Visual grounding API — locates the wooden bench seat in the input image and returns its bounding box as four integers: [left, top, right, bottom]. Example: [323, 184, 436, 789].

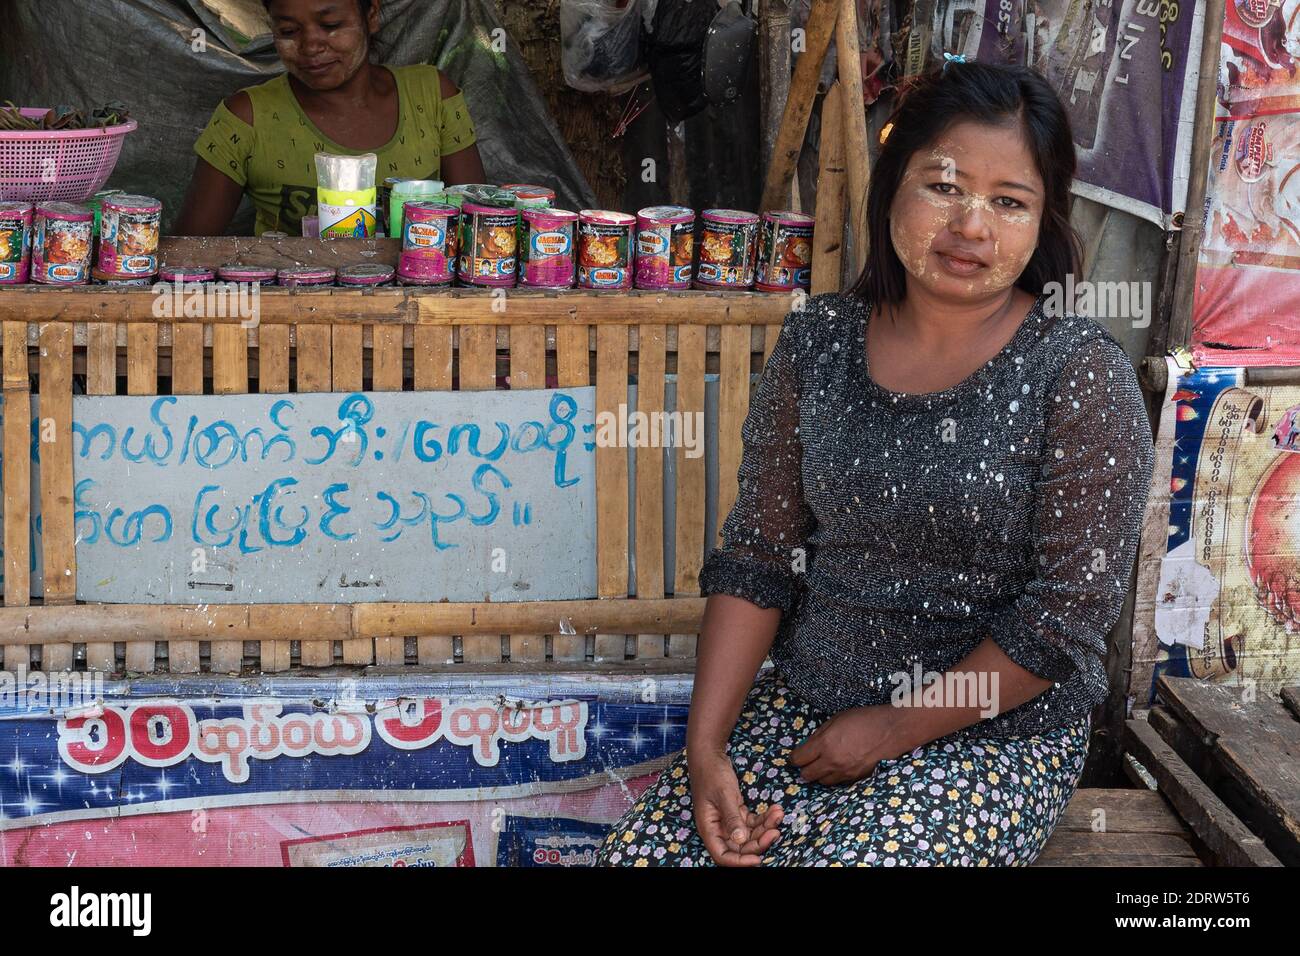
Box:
[1032, 788, 1203, 866]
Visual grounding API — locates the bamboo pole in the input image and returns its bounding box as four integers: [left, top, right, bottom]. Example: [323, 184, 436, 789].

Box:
[760, 0, 840, 213]
[813, 82, 848, 294]
[0, 598, 706, 645]
[1163, 0, 1227, 352]
[836, 0, 870, 276]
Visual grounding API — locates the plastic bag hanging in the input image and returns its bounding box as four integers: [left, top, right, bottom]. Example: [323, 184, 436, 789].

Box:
[560, 0, 650, 94]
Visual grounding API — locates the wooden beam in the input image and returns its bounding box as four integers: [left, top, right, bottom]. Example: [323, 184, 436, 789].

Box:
[1164, 0, 1228, 351]
[760, 0, 840, 213]
[836, 0, 870, 277]
[1125, 717, 1281, 866]
[0, 598, 706, 644]
[812, 81, 847, 294]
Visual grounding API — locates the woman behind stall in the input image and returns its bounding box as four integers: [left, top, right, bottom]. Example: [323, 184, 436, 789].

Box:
[597, 60, 1155, 867]
[173, 0, 486, 236]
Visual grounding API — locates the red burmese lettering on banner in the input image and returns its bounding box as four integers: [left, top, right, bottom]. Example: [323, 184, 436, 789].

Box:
[58, 707, 129, 773]
[375, 698, 443, 749]
[128, 704, 195, 765]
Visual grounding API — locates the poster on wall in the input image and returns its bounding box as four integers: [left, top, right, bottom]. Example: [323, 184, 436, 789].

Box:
[932, 0, 1203, 228]
[1192, 1, 1300, 363]
[0, 672, 689, 866]
[1131, 359, 1300, 707]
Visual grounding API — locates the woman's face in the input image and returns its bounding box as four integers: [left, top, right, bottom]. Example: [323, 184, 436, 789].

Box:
[888, 119, 1045, 301]
[268, 0, 378, 91]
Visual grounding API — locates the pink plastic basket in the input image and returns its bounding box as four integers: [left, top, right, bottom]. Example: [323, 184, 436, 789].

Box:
[0, 108, 137, 204]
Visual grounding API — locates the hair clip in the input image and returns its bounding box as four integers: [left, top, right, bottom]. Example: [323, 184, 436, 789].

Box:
[942, 51, 967, 71]
[879, 121, 894, 145]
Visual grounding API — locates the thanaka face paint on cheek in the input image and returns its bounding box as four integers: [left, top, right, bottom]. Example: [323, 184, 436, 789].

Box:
[889, 161, 1040, 296]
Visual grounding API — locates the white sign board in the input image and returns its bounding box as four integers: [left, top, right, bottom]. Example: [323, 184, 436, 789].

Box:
[70, 389, 597, 603]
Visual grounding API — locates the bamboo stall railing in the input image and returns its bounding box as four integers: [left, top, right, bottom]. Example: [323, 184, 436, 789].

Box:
[0, 237, 793, 675]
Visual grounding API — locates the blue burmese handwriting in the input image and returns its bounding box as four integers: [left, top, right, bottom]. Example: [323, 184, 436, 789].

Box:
[68, 393, 595, 551]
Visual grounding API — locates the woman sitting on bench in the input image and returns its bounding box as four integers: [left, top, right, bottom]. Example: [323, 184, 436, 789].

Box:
[598, 60, 1155, 867]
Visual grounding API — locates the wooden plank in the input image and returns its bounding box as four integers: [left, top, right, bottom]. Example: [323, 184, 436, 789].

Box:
[553, 323, 591, 662]
[1125, 717, 1281, 866]
[1157, 675, 1300, 865]
[295, 322, 332, 667]
[255, 322, 292, 673]
[330, 323, 371, 665]
[171, 324, 205, 396]
[670, 324, 706, 660]
[635, 324, 666, 659]
[1, 285, 792, 327]
[158, 235, 402, 270]
[0, 597, 703, 643]
[715, 323, 750, 550]
[412, 324, 455, 667]
[812, 81, 847, 296]
[1282, 685, 1300, 723]
[165, 320, 205, 674]
[84, 323, 117, 672]
[2, 322, 31, 671]
[594, 323, 629, 663]
[458, 322, 503, 664]
[760, 0, 840, 213]
[209, 324, 248, 674]
[38, 322, 75, 671]
[372, 323, 405, 667]
[1032, 830, 1202, 866]
[124, 322, 158, 673]
[505, 322, 549, 664]
[836, 0, 870, 278]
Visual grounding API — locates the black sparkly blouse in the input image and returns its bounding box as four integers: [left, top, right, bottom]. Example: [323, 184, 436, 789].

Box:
[698, 291, 1155, 739]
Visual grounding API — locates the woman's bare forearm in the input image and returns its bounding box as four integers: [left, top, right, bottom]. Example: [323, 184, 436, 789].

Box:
[686, 594, 782, 757]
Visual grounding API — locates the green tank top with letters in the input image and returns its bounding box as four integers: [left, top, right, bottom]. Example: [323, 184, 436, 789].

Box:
[193, 64, 477, 237]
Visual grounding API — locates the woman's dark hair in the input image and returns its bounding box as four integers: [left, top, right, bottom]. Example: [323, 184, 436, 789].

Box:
[849, 60, 1083, 306]
[263, 0, 375, 18]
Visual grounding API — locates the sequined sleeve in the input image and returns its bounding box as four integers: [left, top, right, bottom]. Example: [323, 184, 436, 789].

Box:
[698, 310, 816, 613]
[986, 335, 1155, 682]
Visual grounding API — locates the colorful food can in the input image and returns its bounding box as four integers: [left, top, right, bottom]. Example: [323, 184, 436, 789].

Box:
[217, 264, 278, 285]
[98, 194, 162, 278]
[755, 211, 815, 292]
[635, 205, 694, 290]
[519, 207, 578, 288]
[695, 209, 759, 288]
[458, 201, 519, 286]
[31, 202, 93, 285]
[398, 201, 459, 284]
[338, 264, 396, 287]
[91, 266, 153, 287]
[577, 209, 635, 290]
[0, 201, 34, 284]
[158, 264, 216, 283]
[278, 265, 337, 288]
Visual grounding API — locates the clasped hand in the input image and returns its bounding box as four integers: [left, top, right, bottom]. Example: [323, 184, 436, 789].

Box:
[691, 704, 910, 866]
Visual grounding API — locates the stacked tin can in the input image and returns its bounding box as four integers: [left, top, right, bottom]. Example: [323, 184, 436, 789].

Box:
[695, 209, 760, 289]
[577, 210, 635, 290]
[0, 202, 34, 284]
[97, 194, 163, 281]
[635, 206, 694, 290]
[398, 201, 459, 286]
[31, 202, 94, 285]
[457, 186, 520, 287]
[755, 211, 815, 292]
